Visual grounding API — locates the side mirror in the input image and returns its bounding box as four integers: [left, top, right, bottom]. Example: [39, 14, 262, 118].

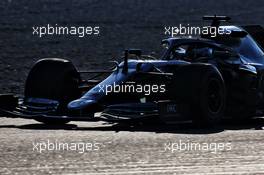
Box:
[127, 49, 142, 57]
[213, 50, 238, 59]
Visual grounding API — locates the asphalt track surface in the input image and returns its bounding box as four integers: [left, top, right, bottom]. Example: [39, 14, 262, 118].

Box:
[0, 118, 264, 174]
[1, 0, 264, 174]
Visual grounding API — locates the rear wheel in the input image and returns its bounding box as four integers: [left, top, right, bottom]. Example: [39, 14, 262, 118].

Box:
[25, 58, 81, 125]
[192, 71, 225, 126]
[174, 64, 226, 126]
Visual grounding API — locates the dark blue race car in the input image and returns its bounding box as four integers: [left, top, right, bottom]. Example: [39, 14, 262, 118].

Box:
[1, 16, 264, 126]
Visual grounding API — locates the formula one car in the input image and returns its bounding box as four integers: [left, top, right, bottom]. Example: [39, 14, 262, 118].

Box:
[1, 15, 264, 126]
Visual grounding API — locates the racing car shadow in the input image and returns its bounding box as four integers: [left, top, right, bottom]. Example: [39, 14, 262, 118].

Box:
[76, 118, 264, 134]
[3, 117, 264, 134]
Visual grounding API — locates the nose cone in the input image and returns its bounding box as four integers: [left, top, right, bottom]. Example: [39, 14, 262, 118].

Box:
[68, 99, 96, 110]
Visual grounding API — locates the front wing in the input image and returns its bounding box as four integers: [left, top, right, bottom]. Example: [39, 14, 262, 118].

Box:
[0, 94, 187, 123]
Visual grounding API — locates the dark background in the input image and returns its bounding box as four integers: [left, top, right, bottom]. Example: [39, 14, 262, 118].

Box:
[0, 0, 263, 94]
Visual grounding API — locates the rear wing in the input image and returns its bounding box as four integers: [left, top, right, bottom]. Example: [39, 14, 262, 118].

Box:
[242, 25, 264, 51]
[203, 15, 231, 27]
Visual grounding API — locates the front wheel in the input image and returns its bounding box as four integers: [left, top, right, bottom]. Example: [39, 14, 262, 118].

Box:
[25, 58, 81, 125]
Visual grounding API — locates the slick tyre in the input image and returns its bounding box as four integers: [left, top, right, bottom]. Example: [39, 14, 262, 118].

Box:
[192, 69, 225, 126]
[176, 64, 226, 127]
[25, 58, 81, 125]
